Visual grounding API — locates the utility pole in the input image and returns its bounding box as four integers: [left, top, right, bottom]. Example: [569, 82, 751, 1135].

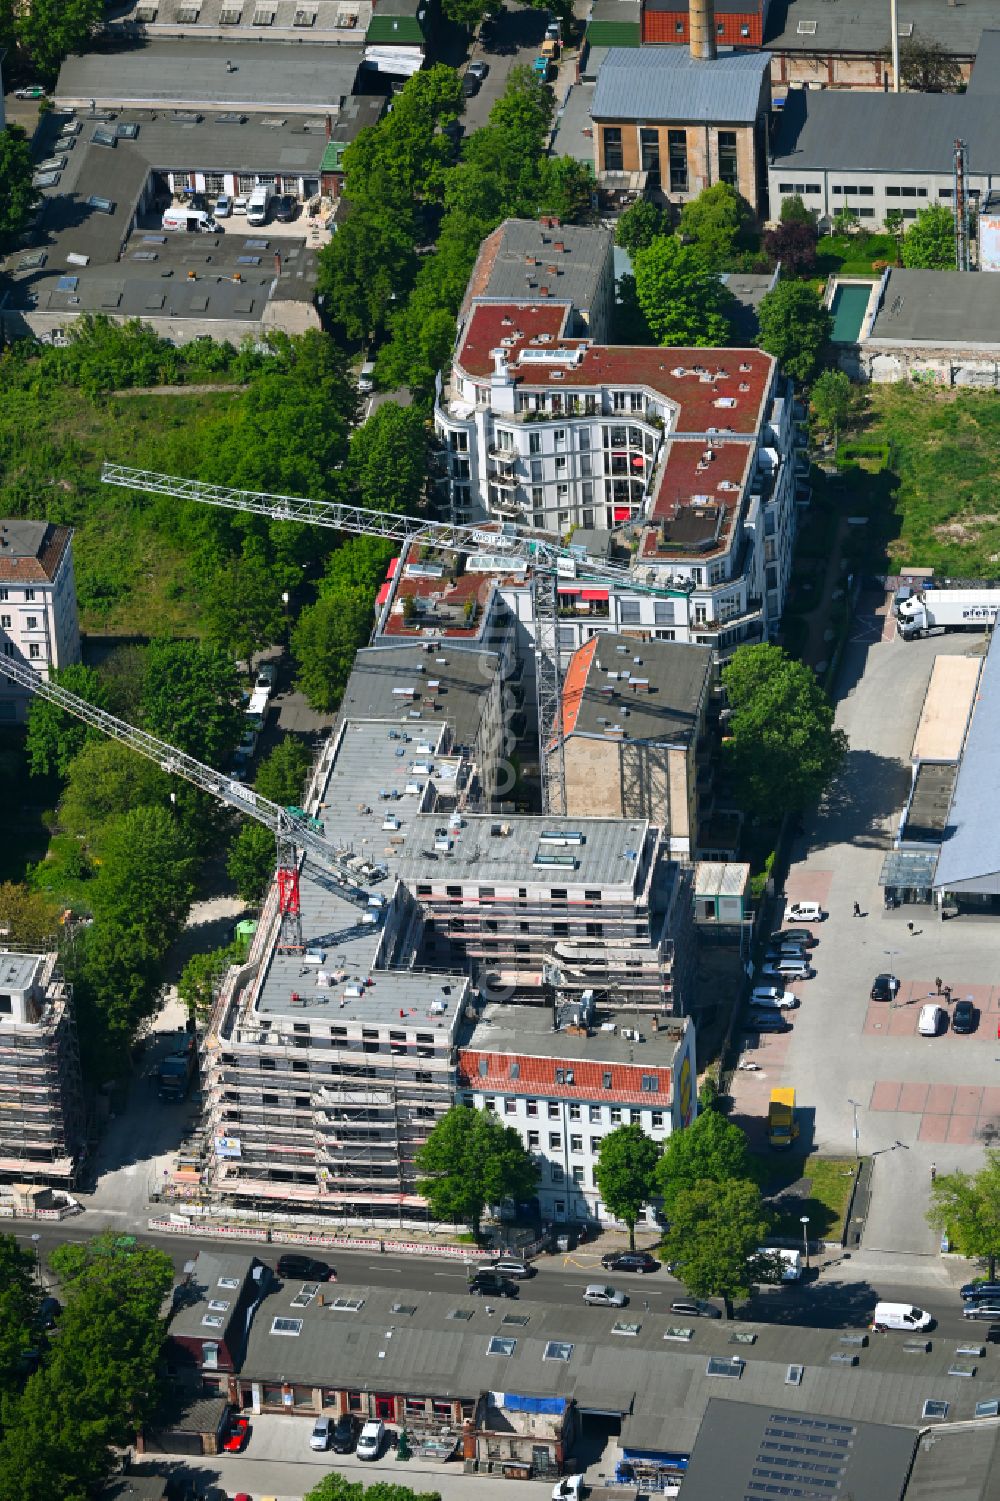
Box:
[954, 138, 970, 272]
[889, 0, 900, 92]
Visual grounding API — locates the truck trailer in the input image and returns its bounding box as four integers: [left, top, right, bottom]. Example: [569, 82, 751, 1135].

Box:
[768, 1087, 798, 1149]
[157, 1037, 197, 1102]
[896, 589, 1000, 640]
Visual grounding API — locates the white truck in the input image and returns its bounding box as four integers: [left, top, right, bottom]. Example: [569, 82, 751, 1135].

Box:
[896, 588, 1000, 640]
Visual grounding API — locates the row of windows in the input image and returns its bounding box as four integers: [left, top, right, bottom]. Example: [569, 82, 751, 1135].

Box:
[604, 127, 738, 192]
[473, 1096, 665, 1127]
[1, 642, 42, 659]
[0, 588, 38, 602]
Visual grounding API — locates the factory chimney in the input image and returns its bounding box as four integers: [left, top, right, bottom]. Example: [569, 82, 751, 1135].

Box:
[689, 0, 717, 61]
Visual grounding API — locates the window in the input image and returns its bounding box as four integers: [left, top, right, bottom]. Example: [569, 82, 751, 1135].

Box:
[641, 1075, 659, 1093]
[271, 1317, 303, 1336]
[668, 129, 688, 194]
[652, 1111, 664, 1129]
[603, 127, 623, 173]
[24, 590, 34, 602]
[25, 616, 37, 631]
[0, 590, 6, 602]
[484, 1097, 496, 1113]
[619, 599, 641, 625]
[548, 1099, 560, 1118]
[529, 432, 541, 455]
[602, 1073, 612, 1090]
[570, 1134, 583, 1153]
[544, 1341, 574, 1362]
[718, 130, 738, 189]
[526, 1099, 538, 1117]
[569, 1103, 581, 1121]
[610, 1107, 622, 1125]
[0, 616, 9, 629]
[639, 127, 659, 176]
[551, 1163, 564, 1182]
[590, 1136, 601, 1154]
[572, 1166, 585, 1185]
[589, 1105, 602, 1123]
[653, 600, 675, 626]
[527, 1130, 540, 1149]
[504, 1098, 517, 1116]
[548, 1132, 562, 1150]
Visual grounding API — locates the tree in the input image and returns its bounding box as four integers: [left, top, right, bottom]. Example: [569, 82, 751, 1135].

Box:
[0, 883, 60, 950]
[832, 207, 860, 237]
[927, 1152, 1000, 1279]
[809, 368, 852, 444]
[633, 237, 734, 347]
[292, 587, 375, 713]
[615, 199, 672, 257]
[721, 643, 848, 817]
[25, 664, 110, 779]
[593, 1124, 661, 1250]
[416, 1104, 538, 1238]
[59, 739, 172, 838]
[303, 1474, 441, 1501]
[662, 1178, 771, 1314]
[255, 737, 313, 807]
[140, 639, 243, 765]
[177, 944, 238, 1022]
[537, 156, 595, 225]
[202, 544, 294, 678]
[756, 280, 832, 384]
[316, 206, 419, 344]
[779, 194, 815, 227]
[678, 183, 751, 269]
[762, 221, 818, 276]
[343, 65, 463, 210]
[13, 0, 103, 82]
[655, 1109, 751, 1220]
[891, 31, 962, 93]
[0, 125, 37, 248]
[90, 807, 198, 954]
[227, 822, 276, 903]
[348, 403, 428, 516]
[0, 1235, 40, 1397]
[901, 203, 956, 270]
[70, 919, 162, 1080]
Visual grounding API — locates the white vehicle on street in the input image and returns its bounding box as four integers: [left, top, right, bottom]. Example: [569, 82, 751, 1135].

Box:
[918, 1003, 947, 1036]
[750, 986, 798, 1010]
[784, 901, 824, 923]
[356, 1419, 384, 1460]
[583, 1283, 627, 1307]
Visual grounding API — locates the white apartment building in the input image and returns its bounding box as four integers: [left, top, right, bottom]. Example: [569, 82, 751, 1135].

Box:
[459, 1000, 696, 1225]
[0, 521, 81, 723]
[0, 951, 86, 1186]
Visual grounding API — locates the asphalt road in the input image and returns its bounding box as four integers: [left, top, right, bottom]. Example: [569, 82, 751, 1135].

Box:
[13, 1223, 975, 1339]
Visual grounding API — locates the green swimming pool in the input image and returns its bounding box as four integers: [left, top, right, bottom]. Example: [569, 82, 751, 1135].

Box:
[830, 281, 874, 344]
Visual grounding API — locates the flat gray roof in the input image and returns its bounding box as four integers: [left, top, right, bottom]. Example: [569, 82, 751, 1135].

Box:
[0, 954, 44, 991]
[765, 0, 996, 57]
[869, 269, 1000, 350]
[471, 218, 612, 309]
[592, 46, 770, 125]
[463, 1001, 688, 1066]
[398, 813, 652, 893]
[563, 635, 711, 746]
[771, 87, 1000, 175]
[55, 39, 363, 112]
[342, 645, 501, 750]
[904, 762, 957, 845]
[550, 86, 598, 166]
[680, 1397, 917, 1501]
[169, 1249, 258, 1341]
[935, 635, 1000, 894]
[904, 1422, 1000, 1501]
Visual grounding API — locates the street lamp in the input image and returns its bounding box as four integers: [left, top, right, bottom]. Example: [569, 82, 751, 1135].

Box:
[884, 948, 900, 1008]
[800, 1215, 810, 1270]
[30, 1233, 41, 1290]
[847, 1097, 861, 1161]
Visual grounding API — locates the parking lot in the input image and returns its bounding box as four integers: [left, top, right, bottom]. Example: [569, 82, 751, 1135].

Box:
[461, 7, 563, 132]
[730, 588, 1000, 1256]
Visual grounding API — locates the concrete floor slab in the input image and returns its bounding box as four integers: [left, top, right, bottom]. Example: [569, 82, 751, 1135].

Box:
[925, 1083, 956, 1115]
[897, 1081, 930, 1112]
[917, 1114, 951, 1143]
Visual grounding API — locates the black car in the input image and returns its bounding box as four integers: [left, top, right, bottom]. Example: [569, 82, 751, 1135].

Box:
[871, 973, 900, 1002]
[468, 1271, 518, 1298]
[747, 1012, 792, 1034]
[461, 72, 481, 96]
[276, 1253, 335, 1282]
[272, 194, 298, 222]
[600, 1250, 659, 1274]
[952, 999, 978, 1034]
[769, 928, 818, 949]
[961, 1279, 1000, 1301]
[331, 1414, 358, 1454]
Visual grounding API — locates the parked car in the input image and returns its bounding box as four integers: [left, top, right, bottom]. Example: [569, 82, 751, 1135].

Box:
[489, 1257, 534, 1279]
[871, 973, 900, 1002]
[14, 85, 47, 99]
[918, 1003, 947, 1036]
[769, 928, 818, 948]
[332, 1413, 358, 1453]
[356, 1418, 385, 1460]
[601, 1250, 659, 1273]
[952, 999, 978, 1034]
[468, 1271, 518, 1298]
[273, 194, 298, 222]
[462, 72, 481, 95]
[963, 1301, 1000, 1321]
[670, 1298, 721, 1319]
[223, 1416, 250, 1453]
[277, 1253, 334, 1282]
[750, 986, 798, 1010]
[467, 59, 489, 79]
[310, 1416, 332, 1451]
[784, 901, 824, 923]
[583, 1283, 627, 1307]
[746, 1012, 792, 1034]
[256, 662, 277, 689]
[34, 1296, 62, 1330]
[961, 1280, 1000, 1301]
[552, 1479, 583, 1501]
[214, 194, 232, 218]
[232, 194, 248, 213]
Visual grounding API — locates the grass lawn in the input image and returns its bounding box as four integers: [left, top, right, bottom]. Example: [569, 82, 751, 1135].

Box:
[816, 233, 897, 277]
[865, 384, 1000, 575]
[752, 1153, 858, 1242]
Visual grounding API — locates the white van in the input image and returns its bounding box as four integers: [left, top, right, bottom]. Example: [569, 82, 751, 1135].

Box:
[871, 1301, 933, 1332]
[246, 185, 274, 226]
[162, 207, 219, 234]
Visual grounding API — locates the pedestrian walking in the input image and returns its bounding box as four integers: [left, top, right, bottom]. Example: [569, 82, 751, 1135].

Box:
[853, 901, 862, 917]
[907, 920, 915, 934]
[935, 975, 943, 995]
[930, 1162, 937, 1183]
[944, 985, 952, 1004]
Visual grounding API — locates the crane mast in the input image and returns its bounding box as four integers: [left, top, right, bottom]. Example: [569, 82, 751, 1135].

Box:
[0, 654, 377, 951]
[101, 465, 679, 816]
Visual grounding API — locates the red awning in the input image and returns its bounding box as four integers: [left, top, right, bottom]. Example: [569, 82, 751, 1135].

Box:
[631, 455, 645, 469]
[613, 506, 633, 522]
[557, 586, 582, 595]
[375, 583, 391, 607]
[386, 556, 399, 578]
[581, 589, 608, 601]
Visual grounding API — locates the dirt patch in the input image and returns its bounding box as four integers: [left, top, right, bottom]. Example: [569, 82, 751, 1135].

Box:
[932, 514, 998, 545]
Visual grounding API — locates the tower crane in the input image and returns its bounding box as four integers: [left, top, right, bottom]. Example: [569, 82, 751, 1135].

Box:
[101, 463, 679, 816]
[0, 653, 380, 952]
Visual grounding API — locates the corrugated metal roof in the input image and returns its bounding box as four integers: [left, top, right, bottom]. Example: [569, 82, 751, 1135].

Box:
[592, 46, 770, 124]
[771, 86, 1000, 175]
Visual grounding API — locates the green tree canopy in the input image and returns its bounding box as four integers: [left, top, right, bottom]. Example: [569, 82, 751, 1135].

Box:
[593, 1124, 661, 1249]
[177, 944, 238, 1022]
[677, 182, 752, 268]
[25, 664, 110, 779]
[615, 198, 672, 257]
[891, 31, 962, 92]
[227, 822, 276, 903]
[71, 919, 161, 1079]
[633, 237, 734, 347]
[721, 643, 848, 817]
[762, 221, 818, 276]
[901, 203, 956, 269]
[303, 1473, 442, 1501]
[0, 1234, 40, 1398]
[0, 124, 37, 248]
[537, 156, 595, 225]
[927, 1151, 1000, 1279]
[662, 1178, 771, 1311]
[0, 883, 60, 950]
[779, 193, 815, 227]
[292, 586, 375, 713]
[348, 403, 428, 515]
[11, 0, 103, 81]
[343, 65, 463, 209]
[140, 639, 242, 764]
[59, 739, 172, 839]
[317, 206, 419, 345]
[416, 1104, 538, 1238]
[655, 1109, 751, 1220]
[809, 368, 852, 441]
[202, 544, 294, 678]
[90, 806, 198, 952]
[756, 280, 832, 384]
[254, 736, 312, 806]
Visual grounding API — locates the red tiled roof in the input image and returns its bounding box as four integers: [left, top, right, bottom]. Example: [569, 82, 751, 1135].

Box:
[558, 636, 598, 740]
[460, 225, 505, 314]
[458, 1048, 673, 1106]
[0, 523, 71, 583]
[455, 302, 774, 437]
[639, 438, 755, 560]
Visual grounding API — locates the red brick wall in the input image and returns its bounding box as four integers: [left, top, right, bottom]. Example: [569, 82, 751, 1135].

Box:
[642, 11, 763, 46]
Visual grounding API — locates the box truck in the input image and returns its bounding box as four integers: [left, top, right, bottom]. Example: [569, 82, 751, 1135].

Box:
[768, 1087, 798, 1149]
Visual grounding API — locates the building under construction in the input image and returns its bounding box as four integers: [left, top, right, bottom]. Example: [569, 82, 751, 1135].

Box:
[0, 952, 85, 1187]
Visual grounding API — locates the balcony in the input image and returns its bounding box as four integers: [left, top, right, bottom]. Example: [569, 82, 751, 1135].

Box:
[486, 468, 518, 490]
